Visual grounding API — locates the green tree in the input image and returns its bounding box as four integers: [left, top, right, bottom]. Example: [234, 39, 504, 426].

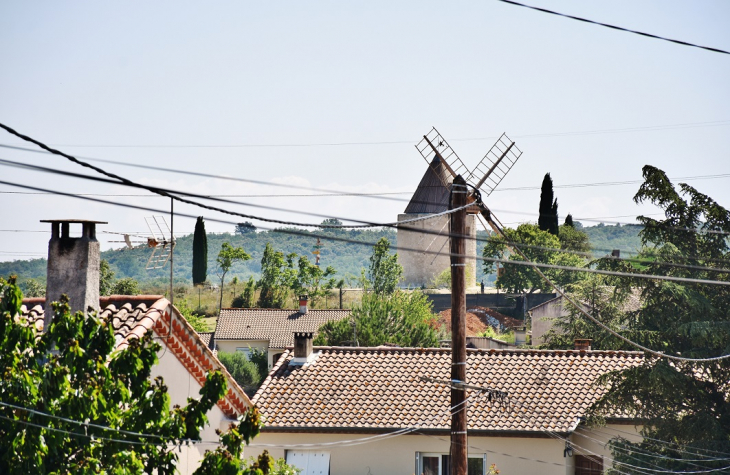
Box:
[572, 166, 730, 472]
[235, 221, 257, 235]
[538, 173, 559, 235]
[257, 243, 295, 309]
[0, 276, 263, 474]
[483, 224, 586, 293]
[216, 242, 251, 311]
[314, 290, 439, 347]
[289, 256, 337, 308]
[192, 216, 208, 286]
[111, 277, 141, 295]
[368, 237, 403, 295]
[19, 278, 44, 298]
[217, 351, 262, 397]
[232, 277, 257, 308]
[99, 259, 115, 296]
[319, 218, 343, 228]
[558, 222, 591, 253]
[564, 213, 574, 227]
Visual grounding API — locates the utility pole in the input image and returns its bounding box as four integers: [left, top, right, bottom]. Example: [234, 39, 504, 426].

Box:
[450, 175, 468, 475]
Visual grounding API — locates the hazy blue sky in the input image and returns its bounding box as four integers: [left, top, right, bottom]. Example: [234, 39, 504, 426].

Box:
[1, 0, 728, 260]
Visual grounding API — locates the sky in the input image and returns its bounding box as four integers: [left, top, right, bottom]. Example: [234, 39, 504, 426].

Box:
[0, 0, 728, 261]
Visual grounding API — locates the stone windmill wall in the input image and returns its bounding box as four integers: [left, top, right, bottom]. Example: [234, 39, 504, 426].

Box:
[396, 158, 476, 288]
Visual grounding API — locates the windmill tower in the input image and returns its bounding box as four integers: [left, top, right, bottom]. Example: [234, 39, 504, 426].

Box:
[397, 128, 522, 288]
[397, 129, 477, 288]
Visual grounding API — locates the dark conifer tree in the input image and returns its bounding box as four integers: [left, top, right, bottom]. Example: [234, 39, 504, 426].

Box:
[538, 173, 559, 235]
[564, 214, 574, 227]
[192, 216, 208, 286]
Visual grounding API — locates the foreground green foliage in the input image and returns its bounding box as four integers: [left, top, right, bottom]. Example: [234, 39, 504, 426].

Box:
[315, 290, 439, 347]
[0, 277, 265, 474]
[547, 166, 730, 473]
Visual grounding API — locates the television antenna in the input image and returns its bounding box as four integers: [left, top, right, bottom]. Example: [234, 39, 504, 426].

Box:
[145, 215, 175, 270]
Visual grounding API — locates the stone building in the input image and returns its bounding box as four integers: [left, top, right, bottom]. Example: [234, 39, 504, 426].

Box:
[397, 157, 477, 288]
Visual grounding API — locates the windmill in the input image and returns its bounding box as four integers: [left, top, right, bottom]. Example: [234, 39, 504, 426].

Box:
[397, 127, 522, 287]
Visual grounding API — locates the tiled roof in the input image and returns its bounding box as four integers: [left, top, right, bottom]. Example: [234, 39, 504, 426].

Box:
[253, 347, 642, 434]
[214, 308, 351, 348]
[20, 296, 252, 418]
[198, 332, 214, 348]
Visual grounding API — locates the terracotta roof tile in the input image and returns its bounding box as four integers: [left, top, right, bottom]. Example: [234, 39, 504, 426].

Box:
[215, 308, 351, 348]
[20, 297, 252, 418]
[253, 347, 642, 434]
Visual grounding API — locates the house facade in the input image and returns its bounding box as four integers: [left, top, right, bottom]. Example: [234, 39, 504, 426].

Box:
[249, 337, 643, 475]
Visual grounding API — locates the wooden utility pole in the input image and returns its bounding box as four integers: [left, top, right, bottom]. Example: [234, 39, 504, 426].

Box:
[450, 175, 468, 475]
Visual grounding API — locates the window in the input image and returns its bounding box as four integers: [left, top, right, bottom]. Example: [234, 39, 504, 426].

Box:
[286, 450, 330, 475]
[575, 455, 603, 475]
[416, 453, 486, 475]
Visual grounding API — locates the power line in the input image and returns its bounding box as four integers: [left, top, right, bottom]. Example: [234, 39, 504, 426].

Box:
[5, 155, 730, 274]
[3, 143, 730, 199]
[3, 154, 730, 247]
[496, 0, 730, 55]
[3, 178, 730, 293]
[4, 154, 730, 275]
[1, 120, 728, 148]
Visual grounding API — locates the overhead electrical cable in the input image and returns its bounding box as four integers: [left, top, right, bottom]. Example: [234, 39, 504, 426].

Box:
[4, 177, 730, 296]
[479, 202, 730, 362]
[0, 120, 728, 149]
[495, 0, 730, 55]
[5, 157, 730, 274]
[3, 142, 730, 199]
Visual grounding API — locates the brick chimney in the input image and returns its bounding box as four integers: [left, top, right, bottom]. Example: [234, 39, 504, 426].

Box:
[575, 338, 593, 351]
[298, 294, 309, 314]
[42, 220, 106, 328]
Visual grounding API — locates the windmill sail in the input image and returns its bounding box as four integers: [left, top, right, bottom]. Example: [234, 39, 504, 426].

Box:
[415, 128, 471, 188]
[467, 133, 522, 197]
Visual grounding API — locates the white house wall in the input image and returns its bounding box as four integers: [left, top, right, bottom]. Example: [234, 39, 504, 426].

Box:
[152, 340, 233, 475]
[246, 432, 570, 475]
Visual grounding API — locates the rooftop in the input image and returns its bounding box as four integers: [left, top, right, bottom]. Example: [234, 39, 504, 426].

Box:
[253, 346, 642, 434]
[214, 307, 351, 348]
[20, 296, 251, 418]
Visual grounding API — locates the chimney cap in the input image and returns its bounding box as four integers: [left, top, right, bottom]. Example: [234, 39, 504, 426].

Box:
[294, 332, 314, 339]
[41, 219, 108, 224]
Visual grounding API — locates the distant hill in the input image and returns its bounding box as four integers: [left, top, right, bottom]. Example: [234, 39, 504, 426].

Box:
[1, 228, 398, 287]
[581, 223, 644, 257]
[0, 223, 646, 287]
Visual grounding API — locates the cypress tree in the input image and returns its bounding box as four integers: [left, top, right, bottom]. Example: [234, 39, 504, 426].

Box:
[564, 214, 574, 227]
[192, 216, 208, 286]
[538, 173, 559, 235]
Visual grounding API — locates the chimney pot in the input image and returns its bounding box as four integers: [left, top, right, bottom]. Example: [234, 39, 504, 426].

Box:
[575, 338, 592, 351]
[294, 332, 313, 359]
[298, 295, 309, 314]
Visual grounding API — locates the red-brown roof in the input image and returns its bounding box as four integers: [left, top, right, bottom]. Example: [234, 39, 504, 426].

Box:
[20, 297, 251, 419]
[214, 308, 351, 348]
[253, 347, 642, 434]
